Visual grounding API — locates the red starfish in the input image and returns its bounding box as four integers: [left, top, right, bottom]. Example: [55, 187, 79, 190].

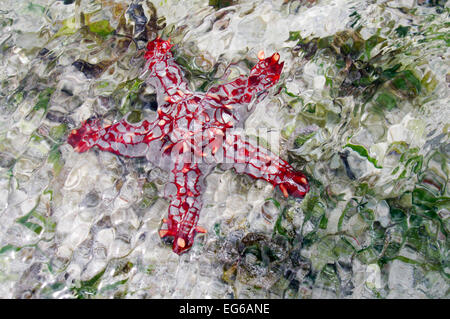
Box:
[68, 38, 309, 255]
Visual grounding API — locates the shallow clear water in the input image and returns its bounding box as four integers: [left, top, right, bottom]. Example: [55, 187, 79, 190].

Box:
[0, 0, 448, 299]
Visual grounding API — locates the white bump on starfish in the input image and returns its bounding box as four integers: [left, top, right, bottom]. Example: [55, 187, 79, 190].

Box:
[195, 226, 207, 234]
[182, 141, 189, 153]
[279, 184, 289, 198]
[206, 93, 220, 100]
[272, 53, 280, 62]
[159, 229, 169, 237]
[258, 50, 265, 60]
[177, 237, 186, 248]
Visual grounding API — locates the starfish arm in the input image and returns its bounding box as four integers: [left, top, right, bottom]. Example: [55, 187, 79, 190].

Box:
[144, 38, 192, 104]
[203, 53, 284, 110]
[222, 134, 309, 198]
[159, 161, 205, 254]
[67, 116, 157, 158]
